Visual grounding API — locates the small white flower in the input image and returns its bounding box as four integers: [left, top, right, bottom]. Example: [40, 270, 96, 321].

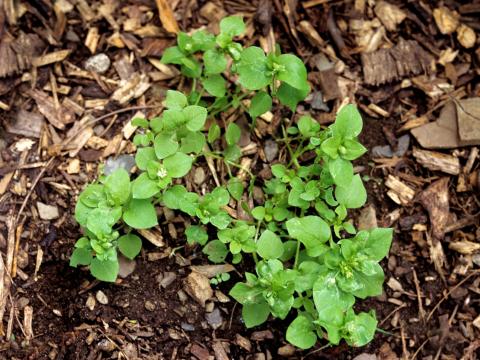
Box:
[157, 167, 168, 178]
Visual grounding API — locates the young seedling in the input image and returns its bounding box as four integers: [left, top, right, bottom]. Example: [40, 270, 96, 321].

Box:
[71, 15, 392, 350]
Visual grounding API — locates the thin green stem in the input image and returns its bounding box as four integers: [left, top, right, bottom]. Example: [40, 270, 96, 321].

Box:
[293, 210, 305, 270]
[282, 125, 300, 169]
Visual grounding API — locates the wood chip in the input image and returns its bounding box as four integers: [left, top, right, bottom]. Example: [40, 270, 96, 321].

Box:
[85, 27, 100, 54]
[32, 49, 71, 67]
[23, 306, 33, 342]
[138, 228, 164, 247]
[111, 73, 150, 104]
[28, 89, 74, 129]
[413, 148, 460, 175]
[385, 175, 415, 205]
[374, 1, 406, 32]
[155, 0, 179, 34]
[433, 6, 460, 34]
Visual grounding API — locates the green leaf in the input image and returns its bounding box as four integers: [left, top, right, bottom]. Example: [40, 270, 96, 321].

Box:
[208, 123, 221, 143]
[321, 136, 341, 159]
[180, 131, 206, 154]
[286, 315, 317, 349]
[328, 157, 353, 187]
[364, 228, 393, 261]
[154, 133, 178, 159]
[104, 168, 131, 205]
[161, 46, 185, 65]
[118, 234, 142, 260]
[335, 175, 366, 209]
[135, 147, 156, 170]
[313, 272, 355, 326]
[165, 90, 188, 109]
[277, 82, 310, 111]
[132, 173, 159, 199]
[298, 116, 320, 137]
[334, 104, 363, 139]
[220, 16, 245, 37]
[86, 207, 118, 238]
[162, 185, 187, 209]
[210, 211, 231, 229]
[249, 91, 272, 119]
[251, 206, 265, 220]
[224, 144, 241, 162]
[90, 258, 119, 282]
[180, 57, 202, 78]
[203, 240, 228, 263]
[230, 282, 263, 304]
[204, 49, 227, 75]
[184, 105, 207, 131]
[296, 261, 323, 292]
[342, 139, 367, 160]
[227, 178, 244, 201]
[202, 74, 226, 97]
[131, 117, 149, 128]
[185, 225, 209, 245]
[276, 54, 308, 91]
[286, 216, 331, 257]
[225, 123, 241, 145]
[351, 263, 385, 299]
[123, 199, 158, 229]
[243, 301, 270, 328]
[164, 152, 193, 178]
[237, 47, 272, 90]
[344, 311, 378, 347]
[70, 248, 92, 267]
[75, 200, 91, 227]
[257, 230, 284, 259]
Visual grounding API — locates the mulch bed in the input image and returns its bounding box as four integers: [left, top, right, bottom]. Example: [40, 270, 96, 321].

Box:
[0, 0, 479, 359]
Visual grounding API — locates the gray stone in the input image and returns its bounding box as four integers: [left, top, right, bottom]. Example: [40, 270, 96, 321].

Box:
[205, 308, 223, 329]
[353, 354, 377, 360]
[264, 140, 278, 162]
[37, 202, 59, 220]
[358, 204, 378, 230]
[96, 290, 108, 305]
[457, 98, 480, 145]
[181, 322, 195, 331]
[193, 167, 206, 185]
[160, 272, 177, 288]
[278, 344, 296, 357]
[310, 91, 329, 111]
[118, 255, 136, 278]
[104, 155, 135, 175]
[372, 134, 410, 158]
[85, 53, 111, 74]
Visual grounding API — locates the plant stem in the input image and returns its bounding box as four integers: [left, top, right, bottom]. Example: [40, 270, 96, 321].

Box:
[282, 125, 300, 169]
[293, 210, 305, 270]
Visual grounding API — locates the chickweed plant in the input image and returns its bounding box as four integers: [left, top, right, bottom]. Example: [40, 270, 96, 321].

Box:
[71, 16, 392, 349]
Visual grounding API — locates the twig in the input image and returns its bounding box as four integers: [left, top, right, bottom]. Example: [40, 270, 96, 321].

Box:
[411, 338, 429, 360]
[426, 270, 480, 322]
[412, 268, 425, 321]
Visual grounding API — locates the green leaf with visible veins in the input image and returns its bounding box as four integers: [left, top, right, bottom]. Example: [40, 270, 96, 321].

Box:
[363, 228, 393, 261]
[135, 147, 156, 170]
[165, 90, 188, 109]
[104, 168, 131, 205]
[204, 49, 227, 75]
[237, 47, 272, 90]
[154, 133, 178, 160]
[225, 123, 241, 145]
[286, 216, 330, 257]
[184, 105, 207, 131]
[220, 16, 245, 37]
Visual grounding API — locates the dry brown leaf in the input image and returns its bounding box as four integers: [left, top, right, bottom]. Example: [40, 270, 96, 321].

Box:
[374, 1, 407, 32]
[457, 24, 476, 49]
[155, 0, 179, 34]
[433, 7, 460, 35]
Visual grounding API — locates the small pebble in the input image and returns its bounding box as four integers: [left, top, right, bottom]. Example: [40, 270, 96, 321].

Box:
[160, 272, 177, 288]
[278, 344, 296, 357]
[96, 290, 108, 305]
[181, 322, 195, 331]
[52, 309, 62, 317]
[85, 53, 111, 74]
[118, 255, 136, 278]
[37, 202, 59, 220]
[145, 300, 156, 311]
[86, 294, 96, 311]
[97, 339, 115, 352]
[177, 289, 188, 302]
[205, 301, 214, 313]
[104, 155, 136, 175]
[193, 167, 206, 184]
[264, 140, 279, 162]
[205, 308, 223, 329]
